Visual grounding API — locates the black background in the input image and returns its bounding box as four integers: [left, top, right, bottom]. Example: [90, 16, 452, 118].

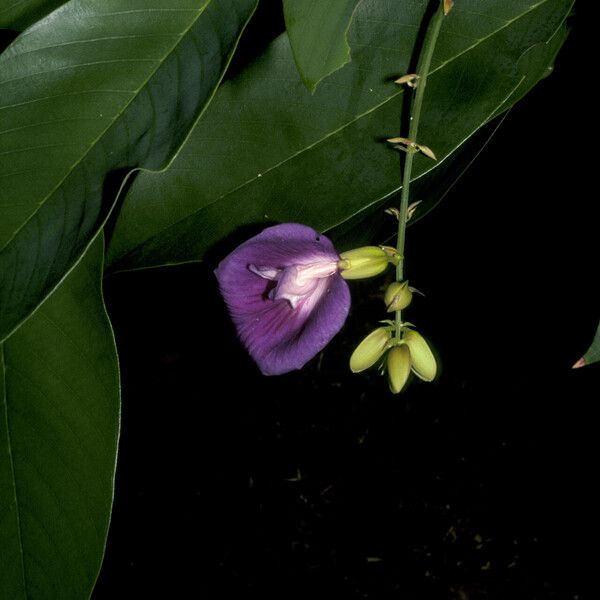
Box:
[95, 2, 597, 598]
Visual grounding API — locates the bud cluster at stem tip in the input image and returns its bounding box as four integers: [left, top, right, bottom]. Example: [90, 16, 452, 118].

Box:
[350, 326, 436, 394]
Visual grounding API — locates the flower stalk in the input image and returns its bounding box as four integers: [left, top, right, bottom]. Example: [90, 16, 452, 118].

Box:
[395, 1, 447, 337]
[347, 2, 448, 393]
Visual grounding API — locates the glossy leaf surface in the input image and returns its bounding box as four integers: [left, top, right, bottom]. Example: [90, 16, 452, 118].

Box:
[283, 0, 362, 92]
[0, 0, 68, 31]
[0, 0, 258, 342]
[0, 236, 119, 599]
[107, 0, 573, 272]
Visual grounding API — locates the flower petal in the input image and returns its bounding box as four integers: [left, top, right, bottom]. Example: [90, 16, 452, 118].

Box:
[215, 224, 350, 375]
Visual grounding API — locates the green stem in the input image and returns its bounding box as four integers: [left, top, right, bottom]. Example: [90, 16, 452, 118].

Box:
[395, 1, 446, 337]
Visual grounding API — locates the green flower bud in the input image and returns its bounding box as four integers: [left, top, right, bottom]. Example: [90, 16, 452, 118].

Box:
[350, 327, 392, 372]
[387, 344, 411, 394]
[338, 247, 390, 280]
[384, 281, 413, 312]
[403, 329, 437, 381]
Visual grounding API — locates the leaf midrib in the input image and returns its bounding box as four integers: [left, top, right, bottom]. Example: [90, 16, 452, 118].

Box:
[0, 0, 213, 254]
[121, 0, 554, 257]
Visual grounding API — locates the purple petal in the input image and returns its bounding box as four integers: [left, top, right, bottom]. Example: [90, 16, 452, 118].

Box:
[215, 224, 350, 375]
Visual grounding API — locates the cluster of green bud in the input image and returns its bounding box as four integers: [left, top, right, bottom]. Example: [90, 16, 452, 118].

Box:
[349, 277, 436, 394]
[338, 246, 400, 280]
[350, 325, 436, 394]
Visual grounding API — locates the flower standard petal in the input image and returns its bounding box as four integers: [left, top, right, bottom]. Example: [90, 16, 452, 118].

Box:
[215, 224, 350, 375]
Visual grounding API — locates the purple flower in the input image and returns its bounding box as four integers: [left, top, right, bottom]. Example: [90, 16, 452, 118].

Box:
[215, 223, 351, 375]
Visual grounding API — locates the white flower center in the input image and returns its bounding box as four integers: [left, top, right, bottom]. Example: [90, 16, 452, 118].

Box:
[249, 260, 338, 310]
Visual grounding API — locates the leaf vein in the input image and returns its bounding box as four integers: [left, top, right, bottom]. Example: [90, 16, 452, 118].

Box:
[147, 0, 558, 228]
[0, 59, 160, 88]
[0, 0, 213, 255]
[0, 346, 28, 600]
[0, 90, 135, 114]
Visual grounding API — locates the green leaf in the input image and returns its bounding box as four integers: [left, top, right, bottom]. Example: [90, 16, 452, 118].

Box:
[0, 1, 68, 31]
[283, 0, 362, 92]
[582, 321, 600, 366]
[0, 234, 119, 599]
[487, 20, 570, 121]
[0, 0, 258, 343]
[106, 0, 573, 273]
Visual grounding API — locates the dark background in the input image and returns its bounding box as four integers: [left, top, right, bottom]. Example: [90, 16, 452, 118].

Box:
[95, 3, 597, 599]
